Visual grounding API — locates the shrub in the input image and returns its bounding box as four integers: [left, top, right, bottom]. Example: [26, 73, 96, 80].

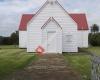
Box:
[89, 33, 100, 46]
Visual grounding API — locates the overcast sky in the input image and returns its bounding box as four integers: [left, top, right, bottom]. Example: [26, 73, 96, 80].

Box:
[0, 0, 100, 36]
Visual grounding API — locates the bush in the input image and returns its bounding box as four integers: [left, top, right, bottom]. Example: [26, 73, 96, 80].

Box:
[89, 33, 100, 46]
[2, 37, 12, 45]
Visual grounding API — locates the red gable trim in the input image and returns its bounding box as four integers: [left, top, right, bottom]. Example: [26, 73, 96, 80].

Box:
[19, 14, 88, 31]
[19, 14, 34, 31]
[69, 14, 89, 30]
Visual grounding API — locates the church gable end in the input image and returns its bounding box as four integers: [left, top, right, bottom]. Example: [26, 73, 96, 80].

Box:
[27, 0, 77, 29]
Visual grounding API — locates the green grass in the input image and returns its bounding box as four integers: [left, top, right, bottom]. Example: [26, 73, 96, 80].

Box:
[87, 47, 100, 56]
[64, 47, 100, 80]
[64, 54, 91, 80]
[0, 47, 37, 80]
[0, 46, 100, 80]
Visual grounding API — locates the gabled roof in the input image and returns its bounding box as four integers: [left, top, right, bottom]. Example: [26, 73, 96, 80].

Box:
[19, 14, 34, 31]
[19, 13, 88, 31]
[69, 14, 88, 30]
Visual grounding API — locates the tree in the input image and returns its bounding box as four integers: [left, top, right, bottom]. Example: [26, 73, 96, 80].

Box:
[91, 24, 99, 33]
[0, 31, 19, 45]
[2, 37, 12, 45]
[0, 36, 3, 45]
[10, 31, 19, 45]
[89, 33, 100, 46]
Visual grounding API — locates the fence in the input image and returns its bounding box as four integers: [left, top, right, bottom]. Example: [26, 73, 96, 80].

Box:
[91, 55, 100, 80]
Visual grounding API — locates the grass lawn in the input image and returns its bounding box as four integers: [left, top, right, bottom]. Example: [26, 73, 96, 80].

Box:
[0, 46, 37, 80]
[87, 47, 100, 56]
[63, 47, 100, 80]
[0, 46, 100, 80]
[64, 54, 91, 80]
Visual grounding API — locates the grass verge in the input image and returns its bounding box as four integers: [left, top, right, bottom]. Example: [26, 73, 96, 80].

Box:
[0, 48, 37, 80]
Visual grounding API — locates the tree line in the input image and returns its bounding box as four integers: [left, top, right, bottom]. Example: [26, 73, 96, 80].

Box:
[0, 31, 19, 45]
[89, 24, 100, 46]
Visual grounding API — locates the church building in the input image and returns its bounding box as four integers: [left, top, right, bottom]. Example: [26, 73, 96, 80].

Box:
[19, 0, 89, 53]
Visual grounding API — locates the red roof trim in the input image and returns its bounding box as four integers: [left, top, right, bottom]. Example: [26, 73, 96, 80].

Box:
[69, 14, 89, 30]
[19, 14, 34, 31]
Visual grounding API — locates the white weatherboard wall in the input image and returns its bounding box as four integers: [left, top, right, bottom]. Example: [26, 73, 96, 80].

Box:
[27, 1, 78, 52]
[78, 31, 89, 48]
[19, 31, 27, 48]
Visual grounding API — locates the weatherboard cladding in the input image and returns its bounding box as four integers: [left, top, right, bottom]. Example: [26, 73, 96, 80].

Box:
[19, 13, 88, 31]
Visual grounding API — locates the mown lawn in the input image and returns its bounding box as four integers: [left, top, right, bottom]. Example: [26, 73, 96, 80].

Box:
[0, 46, 100, 80]
[0, 46, 36, 80]
[64, 54, 91, 80]
[88, 47, 100, 56]
[64, 47, 100, 80]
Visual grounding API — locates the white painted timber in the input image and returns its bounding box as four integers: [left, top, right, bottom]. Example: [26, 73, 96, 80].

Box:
[26, 1, 80, 53]
[19, 31, 27, 48]
[78, 31, 89, 48]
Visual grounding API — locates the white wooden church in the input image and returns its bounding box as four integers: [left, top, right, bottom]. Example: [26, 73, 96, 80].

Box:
[19, 0, 89, 53]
